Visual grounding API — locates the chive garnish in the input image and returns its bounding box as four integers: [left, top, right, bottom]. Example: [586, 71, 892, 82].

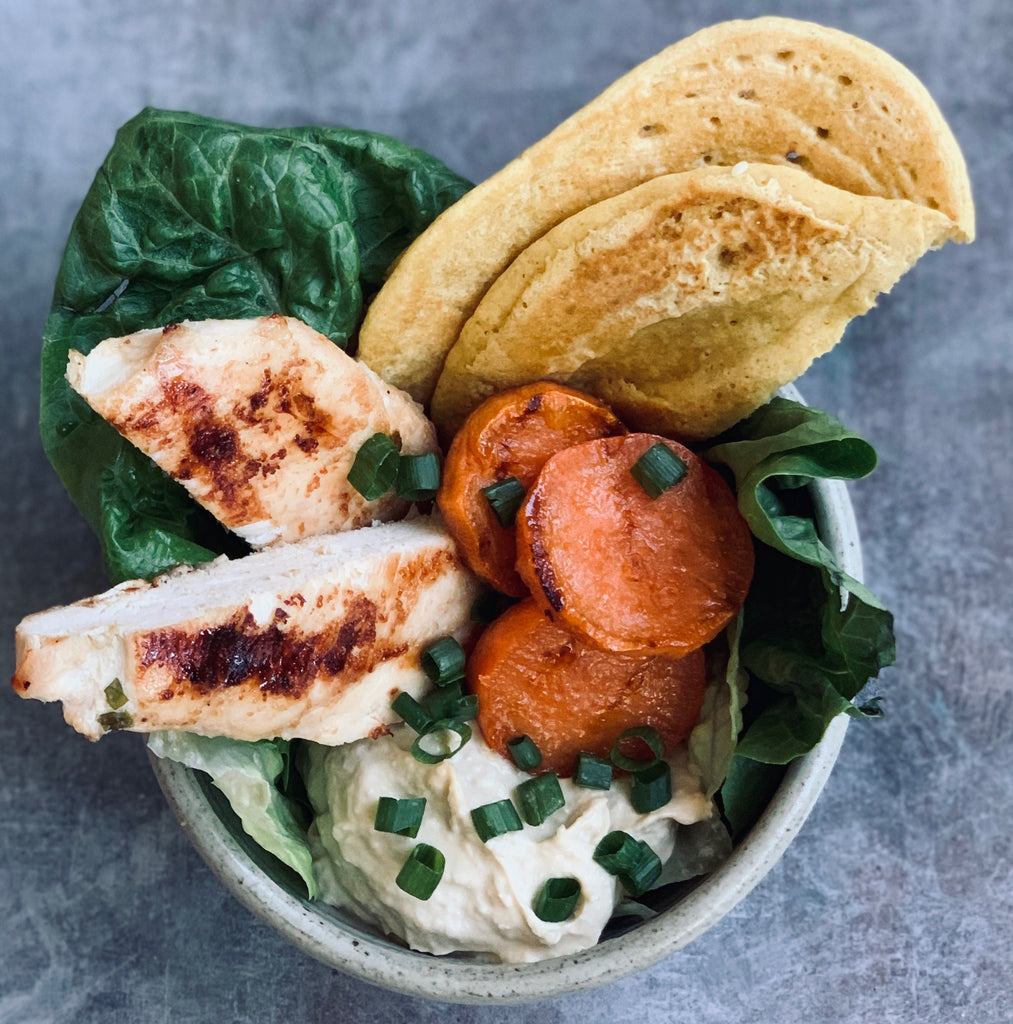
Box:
[347, 432, 401, 500]
[395, 843, 445, 900]
[481, 476, 527, 527]
[574, 752, 613, 790]
[592, 830, 641, 874]
[610, 725, 665, 772]
[470, 799, 523, 842]
[630, 760, 672, 813]
[533, 877, 581, 922]
[423, 682, 478, 723]
[410, 720, 472, 764]
[515, 772, 564, 826]
[97, 710, 133, 732]
[391, 691, 432, 733]
[374, 796, 427, 838]
[622, 841, 663, 896]
[104, 678, 127, 710]
[630, 442, 688, 499]
[420, 636, 466, 687]
[593, 831, 663, 896]
[507, 734, 543, 772]
[396, 452, 441, 501]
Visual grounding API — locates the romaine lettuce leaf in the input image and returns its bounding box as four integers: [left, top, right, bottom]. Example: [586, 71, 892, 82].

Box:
[147, 731, 318, 899]
[688, 613, 748, 798]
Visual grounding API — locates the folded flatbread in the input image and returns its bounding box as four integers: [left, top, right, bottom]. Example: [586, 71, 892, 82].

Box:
[431, 163, 955, 440]
[357, 17, 973, 406]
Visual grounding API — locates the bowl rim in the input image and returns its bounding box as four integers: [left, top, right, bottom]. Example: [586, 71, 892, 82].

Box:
[149, 385, 863, 1004]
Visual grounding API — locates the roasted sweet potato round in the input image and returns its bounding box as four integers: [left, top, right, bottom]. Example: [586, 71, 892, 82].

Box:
[515, 433, 754, 654]
[436, 382, 624, 596]
[470, 598, 706, 775]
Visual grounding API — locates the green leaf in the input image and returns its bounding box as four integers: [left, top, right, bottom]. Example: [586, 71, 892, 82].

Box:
[147, 731, 319, 899]
[688, 613, 749, 797]
[718, 755, 788, 841]
[705, 398, 896, 765]
[40, 108, 471, 583]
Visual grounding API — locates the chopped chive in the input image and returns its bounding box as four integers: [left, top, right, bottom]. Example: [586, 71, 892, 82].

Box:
[395, 843, 445, 900]
[396, 452, 441, 501]
[481, 476, 527, 527]
[470, 799, 523, 842]
[610, 725, 665, 772]
[423, 683, 478, 723]
[104, 678, 127, 710]
[420, 636, 466, 687]
[347, 432, 401, 500]
[410, 720, 472, 764]
[515, 772, 564, 826]
[623, 841, 663, 896]
[533, 877, 581, 922]
[391, 691, 432, 733]
[592, 831, 663, 896]
[374, 796, 427, 837]
[574, 752, 613, 790]
[593, 830, 642, 874]
[630, 442, 688, 499]
[630, 760, 672, 813]
[97, 710, 133, 732]
[507, 734, 543, 772]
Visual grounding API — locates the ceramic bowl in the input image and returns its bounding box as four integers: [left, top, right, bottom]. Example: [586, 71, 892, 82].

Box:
[149, 386, 862, 1004]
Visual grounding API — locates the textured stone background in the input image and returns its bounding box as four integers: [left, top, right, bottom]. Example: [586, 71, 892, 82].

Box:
[1, 0, 1010, 1021]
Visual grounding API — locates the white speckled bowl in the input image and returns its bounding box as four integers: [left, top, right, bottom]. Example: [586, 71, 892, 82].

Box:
[149, 386, 862, 1004]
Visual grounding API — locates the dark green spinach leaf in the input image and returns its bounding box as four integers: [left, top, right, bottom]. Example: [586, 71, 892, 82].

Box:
[705, 398, 895, 767]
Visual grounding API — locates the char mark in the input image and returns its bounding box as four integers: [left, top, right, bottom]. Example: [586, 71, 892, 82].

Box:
[140, 595, 385, 698]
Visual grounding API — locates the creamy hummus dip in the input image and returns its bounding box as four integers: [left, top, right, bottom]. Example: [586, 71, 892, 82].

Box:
[304, 728, 711, 963]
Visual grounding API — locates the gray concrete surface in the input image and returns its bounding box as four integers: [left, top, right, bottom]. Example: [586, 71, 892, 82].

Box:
[1, 0, 1010, 1021]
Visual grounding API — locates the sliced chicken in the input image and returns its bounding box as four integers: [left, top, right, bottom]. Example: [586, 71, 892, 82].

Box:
[66, 315, 438, 548]
[12, 518, 481, 743]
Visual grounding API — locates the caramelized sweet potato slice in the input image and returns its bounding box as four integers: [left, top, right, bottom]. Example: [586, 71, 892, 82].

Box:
[516, 434, 753, 654]
[470, 599, 706, 775]
[436, 382, 624, 596]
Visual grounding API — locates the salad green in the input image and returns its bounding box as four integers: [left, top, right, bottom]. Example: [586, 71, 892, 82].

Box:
[39, 110, 894, 904]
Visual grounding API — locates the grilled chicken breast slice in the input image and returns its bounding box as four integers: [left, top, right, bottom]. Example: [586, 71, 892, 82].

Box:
[65, 315, 438, 548]
[12, 518, 480, 743]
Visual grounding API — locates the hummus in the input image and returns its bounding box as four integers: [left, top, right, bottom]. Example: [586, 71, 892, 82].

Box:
[304, 728, 711, 963]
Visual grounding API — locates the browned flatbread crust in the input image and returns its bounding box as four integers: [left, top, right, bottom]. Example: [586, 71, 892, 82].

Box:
[357, 17, 973, 406]
[431, 164, 955, 440]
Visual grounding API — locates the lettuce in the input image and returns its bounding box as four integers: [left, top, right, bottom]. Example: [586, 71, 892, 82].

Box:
[704, 398, 895, 833]
[147, 731, 318, 898]
[688, 614, 748, 798]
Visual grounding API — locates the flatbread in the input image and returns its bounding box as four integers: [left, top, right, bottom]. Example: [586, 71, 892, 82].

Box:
[357, 17, 974, 405]
[430, 163, 955, 440]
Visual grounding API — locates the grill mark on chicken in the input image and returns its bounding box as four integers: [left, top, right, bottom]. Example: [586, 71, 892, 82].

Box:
[137, 594, 405, 699]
